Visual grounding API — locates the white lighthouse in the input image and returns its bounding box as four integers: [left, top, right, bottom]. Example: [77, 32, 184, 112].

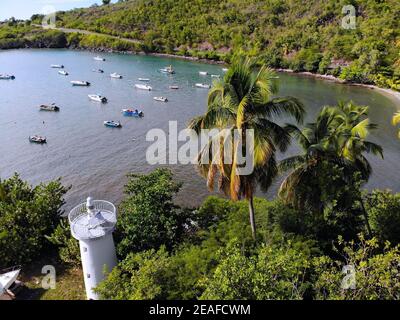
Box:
[68, 197, 118, 300]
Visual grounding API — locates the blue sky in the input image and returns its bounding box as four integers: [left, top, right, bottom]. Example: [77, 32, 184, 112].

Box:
[0, 0, 116, 21]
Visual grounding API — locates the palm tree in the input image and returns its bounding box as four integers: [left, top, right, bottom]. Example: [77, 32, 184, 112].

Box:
[393, 112, 400, 138]
[188, 56, 305, 239]
[279, 101, 383, 236]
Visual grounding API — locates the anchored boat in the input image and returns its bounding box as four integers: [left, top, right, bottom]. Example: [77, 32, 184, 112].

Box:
[138, 78, 150, 82]
[58, 70, 69, 76]
[104, 120, 122, 128]
[71, 80, 90, 86]
[51, 64, 64, 69]
[0, 74, 15, 80]
[154, 96, 168, 102]
[29, 135, 46, 144]
[110, 72, 123, 79]
[135, 84, 152, 91]
[94, 56, 106, 61]
[88, 94, 107, 103]
[92, 69, 104, 73]
[160, 65, 175, 74]
[40, 103, 60, 112]
[122, 109, 144, 118]
[169, 85, 179, 90]
[195, 83, 211, 89]
[199, 71, 208, 76]
[211, 74, 221, 78]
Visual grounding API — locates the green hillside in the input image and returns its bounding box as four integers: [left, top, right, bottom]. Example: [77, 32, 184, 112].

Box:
[1, 0, 400, 89]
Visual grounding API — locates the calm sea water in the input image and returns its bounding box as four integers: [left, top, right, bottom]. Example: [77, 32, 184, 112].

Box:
[0, 49, 399, 211]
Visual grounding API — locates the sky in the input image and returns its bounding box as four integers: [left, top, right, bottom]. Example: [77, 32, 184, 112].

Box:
[0, 0, 116, 21]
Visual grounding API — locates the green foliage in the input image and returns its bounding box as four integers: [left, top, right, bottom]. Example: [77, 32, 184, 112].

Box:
[313, 235, 400, 300]
[46, 219, 81, 266]
[200, 242, 311, 300]
[116, 168, 191, 257]
[366, 190, 400, 246]
[0, 174, 68, 268]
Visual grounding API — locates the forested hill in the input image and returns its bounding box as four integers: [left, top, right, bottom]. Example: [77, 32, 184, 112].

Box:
[2, 0, 400, 90]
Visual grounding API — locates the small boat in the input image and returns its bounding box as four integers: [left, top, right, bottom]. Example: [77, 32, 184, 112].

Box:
[71, 80, 90, 86]
[88, 94, 107, 103]
[160, 65, 175, 74]
[154, 96, 168, 102]
[110, 72, 123, 79]
[40, 103, 60, 112]
[222, 68, 228, 72]
[195, 83, 211, 89]
[211, 74, 221, 78]
[0, 74, 15, 80]
[58, 70, 68, 76]
[104, 120, 122, 128]
[0, 268, 21, 297]
[51, 64, 64, 69]
[138, 78, 150, 82]
[169, 85, 179, 90]
[135, 84, 152, 91]
[199, 71, 208, 76]
[122, 109, 144, 118]
[94, 56, 106, 61]
[92, 69, 104, 73]
[29, 135, 46, 144]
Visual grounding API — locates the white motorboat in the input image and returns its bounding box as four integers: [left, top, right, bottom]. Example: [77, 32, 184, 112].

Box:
[71, 80, 90, 86]
[40, 103, 60, 112]
[94, 56, 106, 61]
[104, 120, 122, 128]
[153, 96, 168, 102]
[222, 68, 228, 72]
[195, 83, 211, 89]
[135, 84, 152, 91]
[0, 269, 21, 295]
[138, 78, 150, 82]
[211, 74, 221, 78]
[92, 69, 104, 73]
[88, 94, 107, 103]
[29, 135, 47, 144]
[199, 71, 208, 76]
[0, 74, 15, 80]
[160, 65, 175, 74]
[110, 72, 123, 79]
[169, 85, 179, 90]
[51, 64, 64, 69]
[58, 70, 69, 76]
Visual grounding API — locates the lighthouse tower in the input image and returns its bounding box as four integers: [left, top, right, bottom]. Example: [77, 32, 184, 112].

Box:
[68, 197, 118, 300]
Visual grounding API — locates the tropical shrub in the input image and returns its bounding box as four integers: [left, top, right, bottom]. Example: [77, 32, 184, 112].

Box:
[0, 174, 68, 268]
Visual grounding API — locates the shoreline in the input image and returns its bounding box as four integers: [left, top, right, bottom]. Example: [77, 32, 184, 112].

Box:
[3, 46, 400, 106]
[275, 69, 400, 107]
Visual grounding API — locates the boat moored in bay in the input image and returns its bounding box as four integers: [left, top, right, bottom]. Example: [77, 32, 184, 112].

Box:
[71, 80, 91, 86]
[195, 83, 211, 89]
[58, 70, 69, 76]
[29, 135, 47, 144]
[160, 65, 175, 74]
[122, 109, 144, 118]
[138, 78, 150, 82]
[0, 74, 15, 80]
[94, 56, 106, 61]
[135, 84, 152, 91]
[51, 64, 64, 69]
[154, 96, 168, 102]
[110, 72, 123, 79]
[88, 94, 107, 103]
[40, 103, 60, 112]
[104, 120, 122, 128]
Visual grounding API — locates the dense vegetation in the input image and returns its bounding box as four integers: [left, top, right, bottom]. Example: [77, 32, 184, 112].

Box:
[1, 0, 399, 90]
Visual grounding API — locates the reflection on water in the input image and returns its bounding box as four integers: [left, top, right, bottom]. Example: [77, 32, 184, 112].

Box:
[0, 49, 399, 211]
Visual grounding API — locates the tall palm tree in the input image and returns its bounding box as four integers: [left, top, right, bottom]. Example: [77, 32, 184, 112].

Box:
[393, 112, 400, 138]
[279, 101, 383, 235]
[188, 57, 305, 239]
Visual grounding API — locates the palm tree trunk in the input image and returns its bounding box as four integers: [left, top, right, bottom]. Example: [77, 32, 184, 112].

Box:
[248, 196, 256, 240]
[360, 197, 372, 238]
